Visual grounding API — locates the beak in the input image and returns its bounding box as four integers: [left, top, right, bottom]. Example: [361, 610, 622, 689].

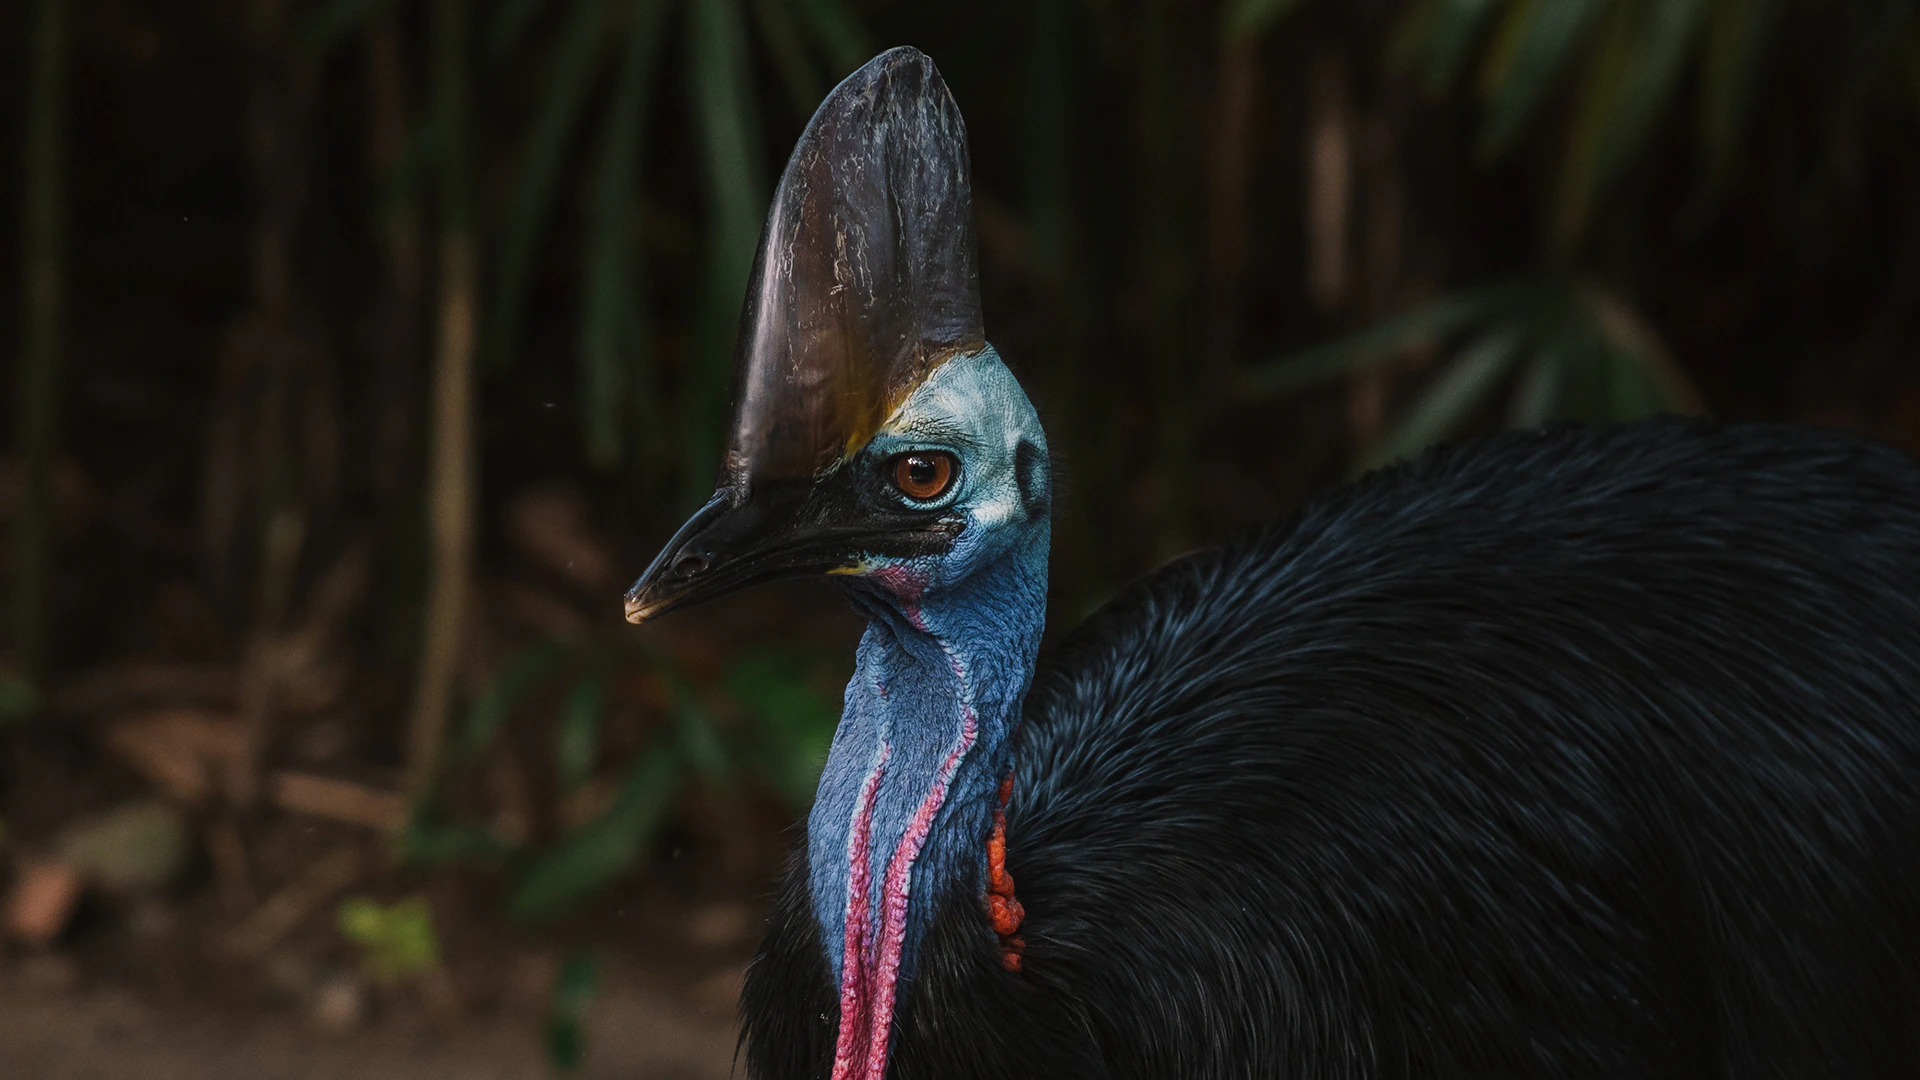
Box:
[624, 477, 965, 625]
[624, 485, 809, 625]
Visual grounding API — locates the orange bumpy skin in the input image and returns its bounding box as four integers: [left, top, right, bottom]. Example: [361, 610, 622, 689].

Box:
[985, 774, 1026, 970]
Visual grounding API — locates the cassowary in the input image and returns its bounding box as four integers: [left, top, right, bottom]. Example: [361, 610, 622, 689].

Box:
[625, 47, 1920, 1079]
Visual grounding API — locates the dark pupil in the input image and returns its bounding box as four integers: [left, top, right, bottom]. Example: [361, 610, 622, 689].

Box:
[907, 458, 938, 486]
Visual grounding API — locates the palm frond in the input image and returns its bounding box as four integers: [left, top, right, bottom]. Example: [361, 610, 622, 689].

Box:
[1253, 277, 1702, 473]
[1241, 282, 1533, 397]
[1556, 0, 1706, 240]
[1359, 327, 1523, 470]
[1474, 0, 1607, 159]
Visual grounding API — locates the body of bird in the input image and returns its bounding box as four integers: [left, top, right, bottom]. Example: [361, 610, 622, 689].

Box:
[742, 416, 1920, 1078]
[625, 47, 1920, 1080]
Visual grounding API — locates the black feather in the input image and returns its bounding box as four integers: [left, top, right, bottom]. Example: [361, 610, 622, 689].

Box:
[742, 418, 1920, 1078]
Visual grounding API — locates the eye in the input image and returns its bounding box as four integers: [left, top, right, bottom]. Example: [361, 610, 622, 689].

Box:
[889, 452, 957, 502]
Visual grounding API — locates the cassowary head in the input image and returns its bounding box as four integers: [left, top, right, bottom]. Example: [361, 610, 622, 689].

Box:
[625, 47, 1048, 626]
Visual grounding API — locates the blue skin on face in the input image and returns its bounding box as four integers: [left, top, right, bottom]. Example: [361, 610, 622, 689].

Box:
[806, 346, 1052, 989]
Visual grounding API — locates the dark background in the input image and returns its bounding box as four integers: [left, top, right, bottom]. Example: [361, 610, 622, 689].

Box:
[2, 1, 1918, 1076]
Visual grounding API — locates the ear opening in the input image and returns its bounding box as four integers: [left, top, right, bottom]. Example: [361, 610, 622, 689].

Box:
[1016, 439, 1050, 520]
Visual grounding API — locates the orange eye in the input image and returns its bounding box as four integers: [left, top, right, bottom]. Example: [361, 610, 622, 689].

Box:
[891, 452, 956, 501]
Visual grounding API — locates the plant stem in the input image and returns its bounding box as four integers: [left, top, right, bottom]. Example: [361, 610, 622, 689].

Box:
[13, 0, 67, 677]
[408, 0, 478, 799]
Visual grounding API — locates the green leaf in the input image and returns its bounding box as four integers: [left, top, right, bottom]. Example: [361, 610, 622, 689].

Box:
[1583, 285, 1701, 413]
[1507, 350, 1566, 429]
[1476, 0, 1608, 160]
[1241, 282, 1530, 398]
[298, 0, 398, 55]
[1359, 327, 1524, 472]
[546, 952, 601, 1073]
[487, 0, 613, 373]
[792, 0, 875, 77]
[580, 0, 671, 470]
[557, 669, 609, 791]
[452, 640, 569, 763]
[1554, 0, 1634, 241]
[1222, 0, 1301, 42]
[338, 896, 441, 982]
[508, 748, 679, 921]
[1556, 0, 1705, 241]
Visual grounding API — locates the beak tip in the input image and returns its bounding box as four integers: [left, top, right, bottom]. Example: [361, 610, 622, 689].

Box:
[622, 590, 656, 625]
[621, 582, 653, 625]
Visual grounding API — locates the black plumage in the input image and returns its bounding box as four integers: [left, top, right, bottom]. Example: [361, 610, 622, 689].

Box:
[741, 417, 1920, 1078]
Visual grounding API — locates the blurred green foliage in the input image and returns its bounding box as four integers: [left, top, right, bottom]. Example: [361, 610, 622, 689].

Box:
[338, 895, 443, 982]
[545, 951, 601, 1073]
[1243, 0, 1918, 469]
[402, 633, 839, 924]
[1389, 0, 1919, 241]
[1244, 276, 1701, 472]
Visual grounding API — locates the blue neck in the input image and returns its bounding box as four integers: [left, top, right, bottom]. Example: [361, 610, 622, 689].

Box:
[807, 524, 1049, 990]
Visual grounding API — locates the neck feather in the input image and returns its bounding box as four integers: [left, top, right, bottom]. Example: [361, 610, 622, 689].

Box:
[808, 530, 1047, 1080]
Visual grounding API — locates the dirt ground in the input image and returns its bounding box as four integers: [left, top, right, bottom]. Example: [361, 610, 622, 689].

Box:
[0, 963, 739, 1080]
[0, 799, 762, 1080]
[0, 899, 748, 1080]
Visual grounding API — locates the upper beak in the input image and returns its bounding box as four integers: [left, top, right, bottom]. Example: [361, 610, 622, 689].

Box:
[622, 482, 857, 625]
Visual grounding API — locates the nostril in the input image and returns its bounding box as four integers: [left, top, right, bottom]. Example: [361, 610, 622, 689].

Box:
[672, 553, 710, 578]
